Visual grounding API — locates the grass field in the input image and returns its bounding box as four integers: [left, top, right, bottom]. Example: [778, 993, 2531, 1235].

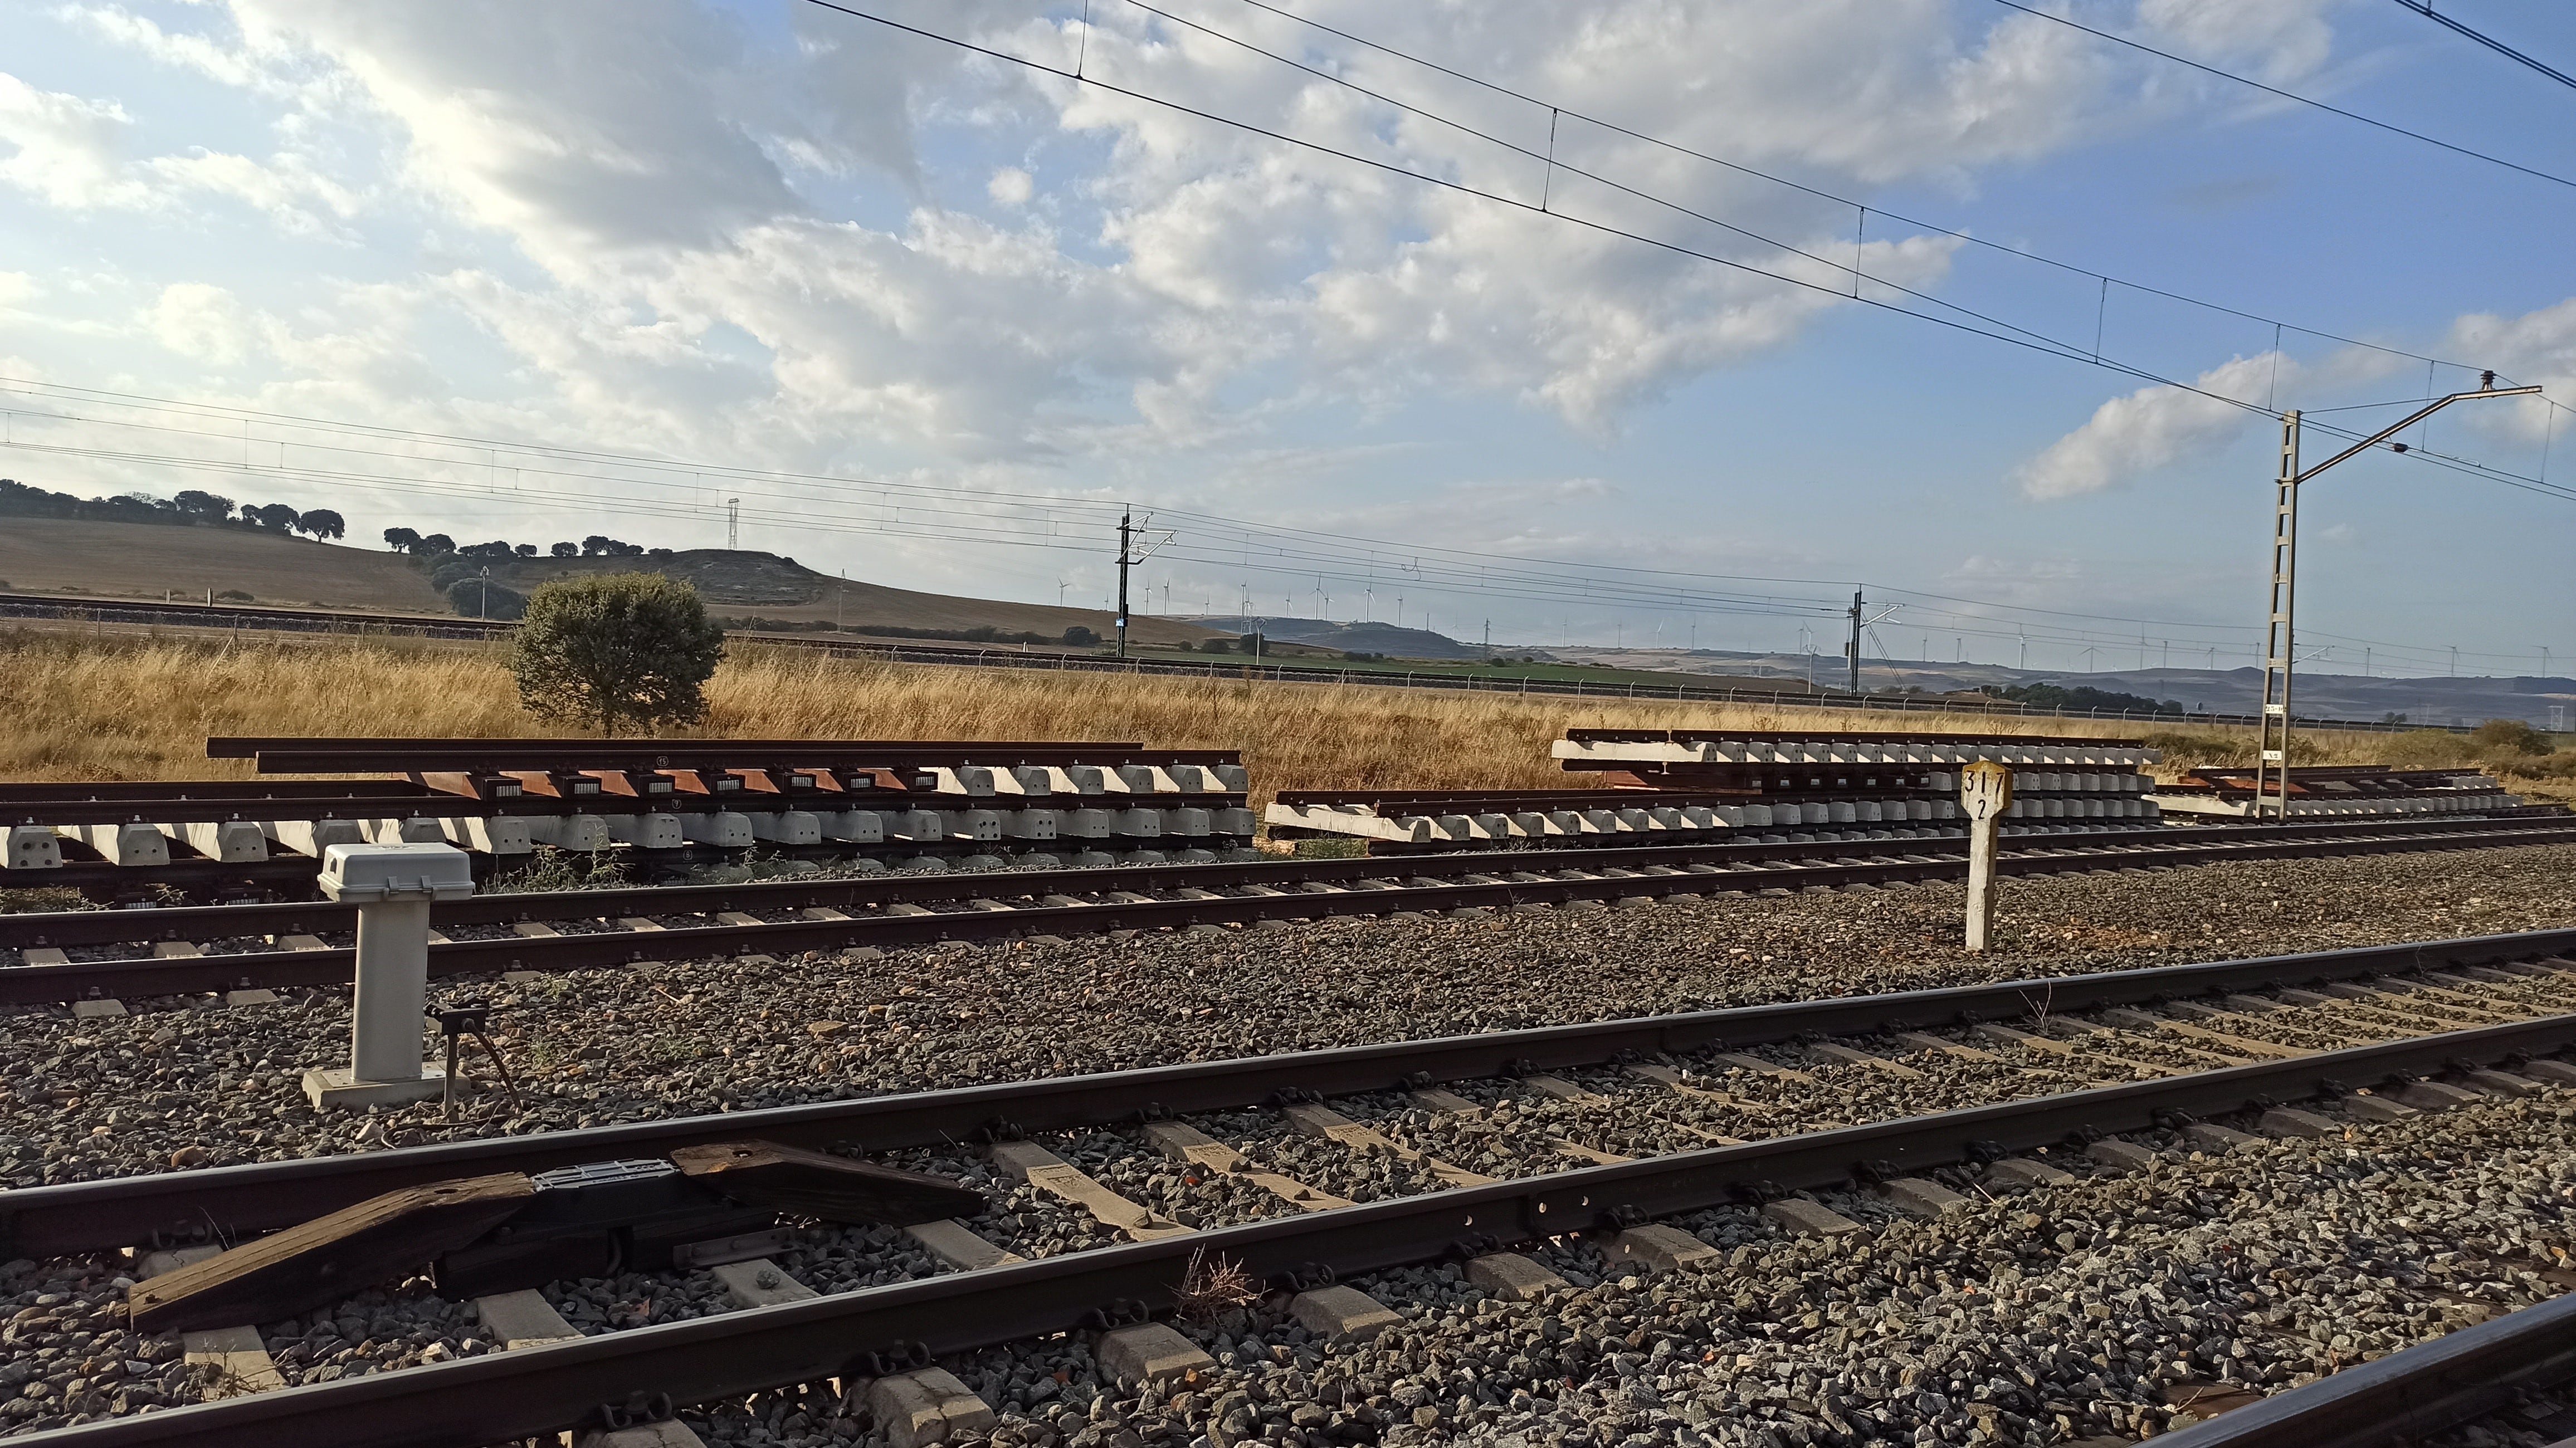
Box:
[0, 518, 448, 612]
[0, 628, 2565, 804]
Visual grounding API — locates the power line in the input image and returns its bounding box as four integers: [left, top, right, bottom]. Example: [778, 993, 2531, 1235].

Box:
[1983, 0, 2576, 192]
[1228, 0, 2520, 378]
[803, 0, 2350, 422]
[2389, 0, 2576, 92]
[11, 394, 2558, 668]
[11, 0, 2568, 662]
[0, 392, 2240, 648]
[801, 0, 2572, 505]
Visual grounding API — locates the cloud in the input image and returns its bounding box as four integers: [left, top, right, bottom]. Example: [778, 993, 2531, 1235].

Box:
[0, 72, 139, 207]
[147, 282, 256, 364]
[987, 167, 1033, 207]
[235, 0, 805, 260]
[2445, 297, 2576, 443]
[2021, 286, 2576, 503]
[0, 59, 359, 231]
[2138, 0, 2341, 85]
[2014, 353, 2292, 500]
[4, 1, 2393, 486]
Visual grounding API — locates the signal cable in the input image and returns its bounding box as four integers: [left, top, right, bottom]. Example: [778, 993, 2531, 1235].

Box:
[2388, 0, 2576, 92]
[1228, 0, 2530, 376]
[1984, 0, 2576, 190]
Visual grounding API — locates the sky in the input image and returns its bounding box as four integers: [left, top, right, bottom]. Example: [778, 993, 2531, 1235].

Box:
[2, 0, 2573, 678]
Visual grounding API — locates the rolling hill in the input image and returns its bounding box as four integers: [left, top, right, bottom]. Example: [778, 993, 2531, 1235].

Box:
[0, 517, 448, 612]
[0, 517, 1224, 648]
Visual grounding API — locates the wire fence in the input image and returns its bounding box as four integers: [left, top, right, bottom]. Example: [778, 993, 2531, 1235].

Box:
[0, 591, 2477, 736]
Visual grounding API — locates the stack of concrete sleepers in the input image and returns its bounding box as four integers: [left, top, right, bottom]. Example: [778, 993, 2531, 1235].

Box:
[1265, 789, 1776, 846]
[1554, 728, 2163, 835]
[1, 739, 1257, 884]
[2149, 765, 2537, 820]
[1263, 730, 2164, 852]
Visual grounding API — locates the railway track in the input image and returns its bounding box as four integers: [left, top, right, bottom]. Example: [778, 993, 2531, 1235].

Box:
[3, 928, 2575, 1445]
[2, 812, 2573, 1007]
[1, 738, 1260, 892]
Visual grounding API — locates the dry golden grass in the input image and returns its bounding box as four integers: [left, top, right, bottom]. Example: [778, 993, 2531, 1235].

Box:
[0, 627, 2560, 804]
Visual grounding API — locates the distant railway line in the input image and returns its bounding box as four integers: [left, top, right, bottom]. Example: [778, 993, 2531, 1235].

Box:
[0, 589, 2468, 732]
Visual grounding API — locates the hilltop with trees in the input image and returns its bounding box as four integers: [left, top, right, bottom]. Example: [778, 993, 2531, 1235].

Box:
[372, 522, 1221, 647]
[0, 478, 1221, 647]
[0, 478, 344, 541]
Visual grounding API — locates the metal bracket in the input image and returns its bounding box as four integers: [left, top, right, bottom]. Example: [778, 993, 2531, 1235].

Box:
[1080, 1299, 1150, 1330]
[851, 1341, 934, 1378]
[1268, 1261, 1335, 1293]
[598, 1392, 675, 1430]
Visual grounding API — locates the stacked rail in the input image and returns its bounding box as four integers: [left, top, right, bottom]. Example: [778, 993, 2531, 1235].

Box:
[1270, 729, 2166, 848]
[2151, 763, 2531, 819]
[0, 738, 1256, 894]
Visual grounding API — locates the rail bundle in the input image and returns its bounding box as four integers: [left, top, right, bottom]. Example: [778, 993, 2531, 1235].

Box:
[0, 737, 1255, 893]
[1269, 728, 2165, 849]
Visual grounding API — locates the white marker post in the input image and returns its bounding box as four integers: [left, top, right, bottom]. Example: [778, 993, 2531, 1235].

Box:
[301, 843, 476, 1111]
[1960, 761, 2014, 954]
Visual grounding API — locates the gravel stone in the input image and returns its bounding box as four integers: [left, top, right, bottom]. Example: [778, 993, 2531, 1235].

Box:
[5, 844, 2569, 1191]
[5, 845, 2574, 1437]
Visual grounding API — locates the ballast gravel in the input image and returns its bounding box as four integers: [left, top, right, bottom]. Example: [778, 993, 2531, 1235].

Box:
[674, 1088, 2576, 1448]
[2, 843, 2572, 1192]
[0, 846, 2572, 1436]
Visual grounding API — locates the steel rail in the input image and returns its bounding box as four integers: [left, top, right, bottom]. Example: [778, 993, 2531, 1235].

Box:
[247, 747, 1248, 773]
[3, 820, 2573, 1005]
[4, 811, 2566, 952]
[1, 795, 495, 828]
[1562, 726, 2151, 747]
[0, 789, 1247, 827]
[2158, 1290, 2576, 1448]
[0, 781, 441, 800]
[203, 736, 1154, 759]
[6, 925, 2571, 1261]
[19, 1012, 2575, 1448]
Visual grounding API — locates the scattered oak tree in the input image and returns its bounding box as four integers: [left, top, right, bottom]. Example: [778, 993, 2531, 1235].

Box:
[509, 573, 725, 737]
[171, 490, 235, 523]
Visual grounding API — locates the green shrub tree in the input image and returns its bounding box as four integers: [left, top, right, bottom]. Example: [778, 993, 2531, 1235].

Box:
[510, 573, 725, 737]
